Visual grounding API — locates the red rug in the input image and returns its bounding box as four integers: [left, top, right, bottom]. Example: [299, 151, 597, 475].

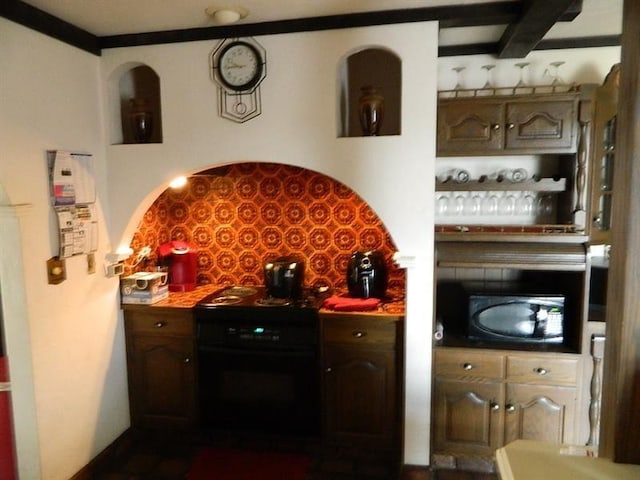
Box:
[187, 447, 313, 480]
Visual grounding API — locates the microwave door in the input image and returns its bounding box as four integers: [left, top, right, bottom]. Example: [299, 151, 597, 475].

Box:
[476, 303, 536, 338]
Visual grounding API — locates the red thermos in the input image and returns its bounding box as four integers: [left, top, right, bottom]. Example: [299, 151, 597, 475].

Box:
[158, 241, 198, 292]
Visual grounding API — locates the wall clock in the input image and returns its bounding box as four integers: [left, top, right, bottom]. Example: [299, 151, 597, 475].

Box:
[211, 37, 267, 123]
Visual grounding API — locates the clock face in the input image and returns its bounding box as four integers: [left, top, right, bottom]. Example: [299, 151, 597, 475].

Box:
[218, 41, 263, 92]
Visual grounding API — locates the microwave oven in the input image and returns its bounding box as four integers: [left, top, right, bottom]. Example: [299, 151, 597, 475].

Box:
[467, 294, 565, 344]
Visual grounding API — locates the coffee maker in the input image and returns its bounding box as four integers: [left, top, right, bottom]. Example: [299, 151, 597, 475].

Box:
[347, 250, 388, 299]
[158, 240, 197, 292]
[264, 257, 305, 299]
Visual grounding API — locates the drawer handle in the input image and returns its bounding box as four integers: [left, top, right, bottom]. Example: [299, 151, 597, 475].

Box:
[463, 362, 474, 370]
[352, 331, 367, 338]
[491, 402, 500, 412]
[506, 404, 516, 413]
[155, 322, 166, 328]
[535, 367, 549, 376]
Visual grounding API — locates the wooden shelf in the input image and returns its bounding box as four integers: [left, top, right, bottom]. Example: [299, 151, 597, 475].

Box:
[436, 177, 566, 192]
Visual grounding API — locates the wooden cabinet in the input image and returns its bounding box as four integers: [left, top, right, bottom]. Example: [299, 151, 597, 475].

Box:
[433, 348, 579, 460]
[320, 314, 403, 453]
[437, 93, 579, 156]
[588, 64, 619, 244]
[123, 307, 197, 429]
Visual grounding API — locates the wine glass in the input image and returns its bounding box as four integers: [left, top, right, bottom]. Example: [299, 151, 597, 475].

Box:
[514, 62, 530, 87]
[549, 61, 566, 85]
[452, 66, 466, 90]
[482, 64, 496, 89]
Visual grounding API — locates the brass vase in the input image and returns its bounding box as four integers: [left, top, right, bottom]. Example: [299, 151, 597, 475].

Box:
[358, 86, 385, 136]
[129, 98, 153, 143]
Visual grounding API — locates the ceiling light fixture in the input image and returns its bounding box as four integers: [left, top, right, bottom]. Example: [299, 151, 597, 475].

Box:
[205, 6, 249, 25]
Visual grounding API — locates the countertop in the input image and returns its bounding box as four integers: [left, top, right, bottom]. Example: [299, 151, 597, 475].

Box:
[121, 284, 405, 317]
[496, 440, 640, 480]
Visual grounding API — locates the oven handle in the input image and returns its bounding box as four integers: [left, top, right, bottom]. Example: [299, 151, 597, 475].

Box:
[198, 345, 316, 357]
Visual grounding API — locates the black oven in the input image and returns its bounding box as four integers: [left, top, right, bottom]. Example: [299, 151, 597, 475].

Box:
[195, 287, 321, 437]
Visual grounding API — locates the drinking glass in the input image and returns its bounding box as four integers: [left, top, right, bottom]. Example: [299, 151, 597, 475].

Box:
[516, 194, 535, 215]
[436, 195, 449, 216]
[498, 194, 516, 215]
[481, 194, 499, 215]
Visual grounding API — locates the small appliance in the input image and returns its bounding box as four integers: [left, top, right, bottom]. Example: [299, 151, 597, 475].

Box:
[468, 294, 565, 344]
[347, 250, 388, 299]
[264, 257, 305, 299]
[158, 240, 197, 292]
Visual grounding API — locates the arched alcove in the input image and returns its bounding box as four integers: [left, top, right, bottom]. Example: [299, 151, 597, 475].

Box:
[338, 47, 402, 137]
[116, 65, 163, 144]
[124, 162, 406, 295]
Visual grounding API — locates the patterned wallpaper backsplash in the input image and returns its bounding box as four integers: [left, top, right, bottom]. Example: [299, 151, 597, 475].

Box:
[128, 162, 405, 295]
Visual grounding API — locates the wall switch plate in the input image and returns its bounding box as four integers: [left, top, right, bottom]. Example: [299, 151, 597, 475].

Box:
[47, 257, 66, 285]
[87, 253, 96, 274]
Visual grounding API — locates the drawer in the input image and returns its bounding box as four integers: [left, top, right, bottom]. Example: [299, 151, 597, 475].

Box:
[435, 349, 505, 379]
[506, 355, 578, 385]
[322, 318, 396, 346]
[125, 310, 194, 336]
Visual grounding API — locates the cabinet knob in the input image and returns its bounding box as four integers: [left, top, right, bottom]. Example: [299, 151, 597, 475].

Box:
[463, 362, 474, 370]
[184, 357, 191, 364]
[325, 367, 332, 373]
[535, 367, 549, 376]
[507, 123, 515, 130]
[491, 123, 501, 130]
[506, 404, 516, 413]
[352, 331, 367, 338]
[491, 402, 500, 411]
[155, 322, 165, 328]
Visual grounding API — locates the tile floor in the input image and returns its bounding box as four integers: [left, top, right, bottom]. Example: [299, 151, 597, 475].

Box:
[92, 429, 498, 480]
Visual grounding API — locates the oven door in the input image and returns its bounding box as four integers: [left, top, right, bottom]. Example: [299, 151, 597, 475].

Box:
[198, 345, 320, 436]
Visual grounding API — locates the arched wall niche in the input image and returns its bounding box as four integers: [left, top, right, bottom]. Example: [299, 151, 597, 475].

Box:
[124, 161, 406, 296]
[108, 62, 163, 144]
[338, 46, 402, 137]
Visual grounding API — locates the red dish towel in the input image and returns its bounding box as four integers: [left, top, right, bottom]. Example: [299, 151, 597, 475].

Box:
[322, 296, 381, 311]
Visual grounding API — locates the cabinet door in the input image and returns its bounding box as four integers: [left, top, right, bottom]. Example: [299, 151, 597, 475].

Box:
[504, 383, 577, 445]
[323, 345, 396, 449]
[437, 100, 504, 155]
[128, 335, 196, 428]
[433, 378, 504, 456]
[505, 100, 577, 152]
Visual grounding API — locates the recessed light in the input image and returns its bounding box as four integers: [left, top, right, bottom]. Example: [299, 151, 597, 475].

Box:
[205, 6, 249, 25]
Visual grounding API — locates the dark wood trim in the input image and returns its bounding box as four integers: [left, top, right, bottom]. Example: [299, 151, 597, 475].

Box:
[497, 0, 581, 58]
[98, 2, 523, 50]
[0, 0, 100, 55]
[439, 35, 621, 57]
[599, 0, 640, 465]
[0, 0, 620, 58]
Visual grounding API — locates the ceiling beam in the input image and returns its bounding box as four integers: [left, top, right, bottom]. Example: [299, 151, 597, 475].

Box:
[497, 0, 582, 58]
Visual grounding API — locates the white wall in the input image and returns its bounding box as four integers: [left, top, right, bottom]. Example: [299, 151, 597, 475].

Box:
[0, 19, 129, 480]
[102, 23, 439, 465]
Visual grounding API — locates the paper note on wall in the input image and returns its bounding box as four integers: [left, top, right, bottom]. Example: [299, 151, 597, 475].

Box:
[55, 204, 98, 258]
[48, 150, 95, 206]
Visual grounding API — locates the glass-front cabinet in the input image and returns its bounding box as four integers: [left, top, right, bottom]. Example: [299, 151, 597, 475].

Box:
[589, 64, 620, 245]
